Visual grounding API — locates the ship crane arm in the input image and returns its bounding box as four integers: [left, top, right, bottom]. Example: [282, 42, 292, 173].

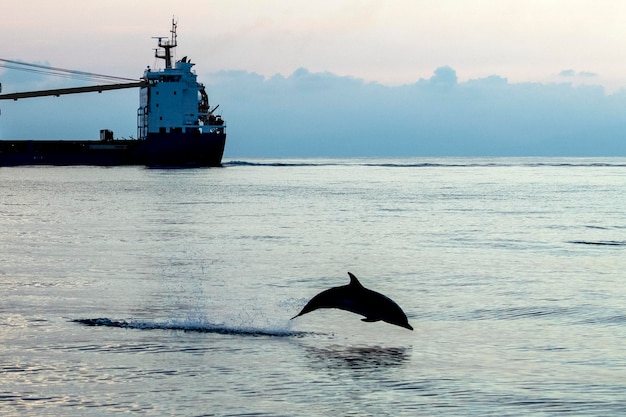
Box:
[0, 81, 147, 101]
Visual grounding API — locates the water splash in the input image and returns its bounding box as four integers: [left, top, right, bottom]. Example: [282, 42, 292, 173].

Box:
[72, 317, 309, 337]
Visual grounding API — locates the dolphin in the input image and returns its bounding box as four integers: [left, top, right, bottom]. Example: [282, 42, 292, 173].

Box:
[291, 272, 413, 331]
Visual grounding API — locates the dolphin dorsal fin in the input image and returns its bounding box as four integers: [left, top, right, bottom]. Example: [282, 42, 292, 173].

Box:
[347, 272, 364, 288]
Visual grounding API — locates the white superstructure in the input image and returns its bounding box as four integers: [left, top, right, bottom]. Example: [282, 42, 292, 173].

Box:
[136, 20, 223, 140]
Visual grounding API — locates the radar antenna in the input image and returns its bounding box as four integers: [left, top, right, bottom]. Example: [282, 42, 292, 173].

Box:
[153, 18, 178, 69]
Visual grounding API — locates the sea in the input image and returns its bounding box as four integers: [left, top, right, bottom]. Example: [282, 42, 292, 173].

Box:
[1, 157, 625, 416]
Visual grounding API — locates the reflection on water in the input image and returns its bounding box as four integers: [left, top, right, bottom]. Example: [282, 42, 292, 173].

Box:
[303, 344, 411, 371]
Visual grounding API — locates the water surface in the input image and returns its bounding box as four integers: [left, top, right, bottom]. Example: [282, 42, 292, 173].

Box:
[1, 158, 625, 415]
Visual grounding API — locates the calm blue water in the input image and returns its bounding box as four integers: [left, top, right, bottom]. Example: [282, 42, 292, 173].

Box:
[1, 158, 625, 416]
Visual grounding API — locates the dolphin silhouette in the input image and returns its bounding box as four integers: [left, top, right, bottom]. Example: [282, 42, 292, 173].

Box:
[291, 272, 413, 331]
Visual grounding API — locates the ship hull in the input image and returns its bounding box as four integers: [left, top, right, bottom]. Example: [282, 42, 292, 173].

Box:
[0, 131, 225, 167]
[137, 130, 226, 167]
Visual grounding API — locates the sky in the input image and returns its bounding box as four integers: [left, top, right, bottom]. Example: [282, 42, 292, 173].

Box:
[2, 0, 626, 157]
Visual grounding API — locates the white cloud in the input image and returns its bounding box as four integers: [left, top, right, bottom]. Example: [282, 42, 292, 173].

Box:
[207, 67, 626, 157]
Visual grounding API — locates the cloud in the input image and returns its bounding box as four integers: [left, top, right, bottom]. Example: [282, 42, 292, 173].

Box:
[208, 67, 626, 157]
[421, 66, 458, 87]
[559, 69, 598, 78]
[2, 66, 625, 156]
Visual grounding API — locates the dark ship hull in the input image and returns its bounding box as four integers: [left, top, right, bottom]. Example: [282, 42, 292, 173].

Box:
[138, 130, 226, 167]
[0, 131, 225, 167]
[0, 139, 142, 166]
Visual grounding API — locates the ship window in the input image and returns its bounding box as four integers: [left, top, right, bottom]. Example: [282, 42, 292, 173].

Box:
[173, 91, 177, 95]
[156, 103, 159, 108]
[158, 75, 181, 82]
[160, 116, 163, 121]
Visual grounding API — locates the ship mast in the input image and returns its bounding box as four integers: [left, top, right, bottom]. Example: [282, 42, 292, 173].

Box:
[154, 19, 178, 69]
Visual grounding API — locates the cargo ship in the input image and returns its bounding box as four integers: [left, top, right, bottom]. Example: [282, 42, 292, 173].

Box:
[0, 20, 226, 167]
